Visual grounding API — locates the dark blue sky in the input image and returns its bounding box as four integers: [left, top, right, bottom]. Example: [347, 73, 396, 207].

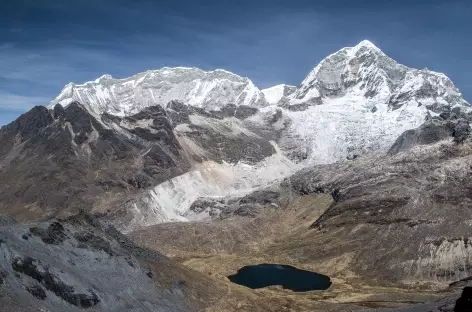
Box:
[1, 0, 471, 125]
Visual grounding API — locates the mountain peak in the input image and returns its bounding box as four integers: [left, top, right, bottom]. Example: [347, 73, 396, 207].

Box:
[50, 66, 267, 115]
[292, 39, 468, 109]
[354, 39, 381, 51]
[93, 74, 113, 83]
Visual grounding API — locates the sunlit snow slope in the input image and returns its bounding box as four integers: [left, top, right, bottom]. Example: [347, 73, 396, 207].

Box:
[261, 84, 296, 105]
[283, 40, 471, 163]
[50, 67, 268, 115]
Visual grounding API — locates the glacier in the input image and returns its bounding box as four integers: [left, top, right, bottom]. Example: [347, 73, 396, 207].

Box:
[118, 142, 298, 232]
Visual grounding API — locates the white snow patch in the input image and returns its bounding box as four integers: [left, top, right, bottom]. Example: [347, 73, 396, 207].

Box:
[286, 93, 428, 164]
[261, 84, 295, 105]
[121, 142, 299, 232]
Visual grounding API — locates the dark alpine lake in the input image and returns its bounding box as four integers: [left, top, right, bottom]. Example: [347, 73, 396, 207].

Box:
[228, 264, 332, 292]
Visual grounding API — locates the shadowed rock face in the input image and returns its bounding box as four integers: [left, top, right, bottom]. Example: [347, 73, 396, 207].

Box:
[165, 101, 259, 126]
[0, 102, 189, 222]
[389, 115, 471, 155]
[166, 100, 276, 164]
[11, 255, 100, 308]
[29, 222, 68, 245]
[454, 287, 472, 311]
[0, 213, 194, 312]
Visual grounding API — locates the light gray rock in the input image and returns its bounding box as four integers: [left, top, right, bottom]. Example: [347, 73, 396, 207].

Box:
[0, 213, 193, 312]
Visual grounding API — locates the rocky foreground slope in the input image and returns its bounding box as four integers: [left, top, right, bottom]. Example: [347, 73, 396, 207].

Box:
[0, 212, 192, 311]
[1, 212, 291, 312]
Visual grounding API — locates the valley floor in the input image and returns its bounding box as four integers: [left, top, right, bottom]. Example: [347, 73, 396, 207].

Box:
[130, 194, 460, 311]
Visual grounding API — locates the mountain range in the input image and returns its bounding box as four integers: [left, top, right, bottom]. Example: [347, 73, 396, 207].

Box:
[1, 40, 472, 311]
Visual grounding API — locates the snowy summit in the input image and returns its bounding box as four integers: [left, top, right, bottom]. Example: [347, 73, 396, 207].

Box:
[50, 40, 470, 165]
[50, 67, 268, 116]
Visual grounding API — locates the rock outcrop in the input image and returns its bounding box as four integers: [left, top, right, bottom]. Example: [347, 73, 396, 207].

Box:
[0, 213, 193, 312]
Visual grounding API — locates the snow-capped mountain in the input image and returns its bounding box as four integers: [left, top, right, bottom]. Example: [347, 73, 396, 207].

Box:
[261, 84, 296, 105]
[4, 37, 472, 312]
[2, 39, 472, 248]
[279, 40, 471, 163]
[115, 35, 472, 227]
[291, 40, 467, 109]
[50, 67, 268, 116]
[48, 40, 471, 172]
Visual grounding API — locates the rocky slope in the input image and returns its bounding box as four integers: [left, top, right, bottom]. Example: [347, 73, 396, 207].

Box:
[0, 100, 291, 229]
[0, 102, 190, 222]
[1, 212, 292, 312]
[0, 213, 192, 312]
[283, 120, 472, 286]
